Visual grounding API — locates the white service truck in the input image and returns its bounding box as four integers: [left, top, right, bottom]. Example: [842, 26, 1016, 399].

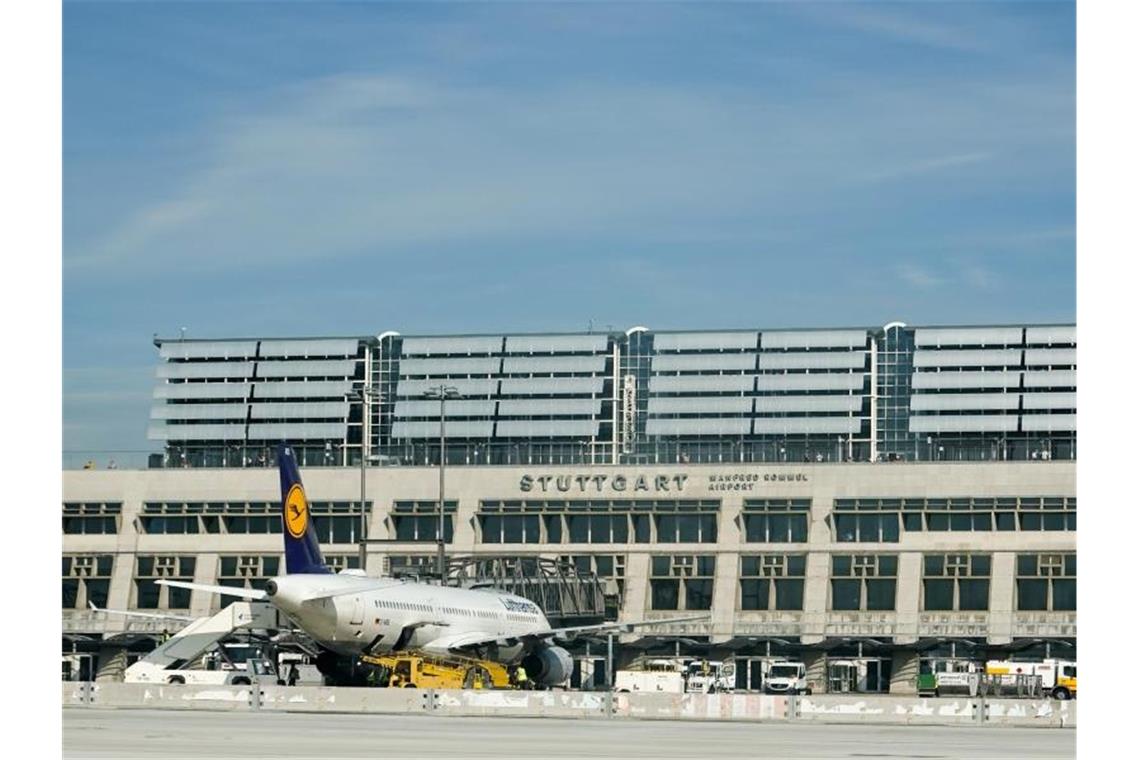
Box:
[614, 659, 735, 694]
[985, 659, 1077, 700]
[614, 659, 685, 693]
[763, 661, 812, 695]
[684, 660, 735, 694]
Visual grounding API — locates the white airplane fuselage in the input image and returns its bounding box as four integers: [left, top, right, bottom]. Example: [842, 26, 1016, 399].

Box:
[266, 573, 553, 659]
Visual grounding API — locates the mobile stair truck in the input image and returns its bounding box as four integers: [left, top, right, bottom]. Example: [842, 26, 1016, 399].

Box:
[124, 601, 284, 686]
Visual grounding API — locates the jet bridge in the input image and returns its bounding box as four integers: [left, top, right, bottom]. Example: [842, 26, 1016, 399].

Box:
[446, 555, 609, 627]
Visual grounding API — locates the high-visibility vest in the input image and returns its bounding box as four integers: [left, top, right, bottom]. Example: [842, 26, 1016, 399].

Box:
[517, 667, 528, 683]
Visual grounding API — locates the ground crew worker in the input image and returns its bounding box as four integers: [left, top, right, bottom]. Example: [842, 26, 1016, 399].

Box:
[516, 665, 528, 690]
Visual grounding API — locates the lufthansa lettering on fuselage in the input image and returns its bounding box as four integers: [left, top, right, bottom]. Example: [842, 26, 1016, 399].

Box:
[500, 597, 541, 615]
[519, 473, 688, 494]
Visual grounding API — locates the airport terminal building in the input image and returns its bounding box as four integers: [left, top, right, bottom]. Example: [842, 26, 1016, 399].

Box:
[63, 322, 1076, 692]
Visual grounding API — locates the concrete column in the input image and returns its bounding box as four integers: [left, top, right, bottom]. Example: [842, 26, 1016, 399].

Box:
[106, 555, 135, 614]
[801, 552, 829, 645]
[710, 550, 738, 642]
[451, 496, 477, 553]
[803, 650, 826, 695]
[95, 647, 127, 683]
[193, 552, 220, 616]
[889, 650, 919, 695]
[989, 553, 1015, 645]
[365, 469, 387, 542]
[894, 552, 922, 644]
[621, 553, 651, 621]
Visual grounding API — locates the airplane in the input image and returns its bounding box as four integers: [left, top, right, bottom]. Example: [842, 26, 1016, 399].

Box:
[159, 443, 706, 686]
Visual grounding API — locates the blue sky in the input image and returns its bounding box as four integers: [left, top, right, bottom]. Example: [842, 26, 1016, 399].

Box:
[63, 0, 1075, 463]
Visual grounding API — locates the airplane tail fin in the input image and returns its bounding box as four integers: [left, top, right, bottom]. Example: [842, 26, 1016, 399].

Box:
[278, 443, 331, 575]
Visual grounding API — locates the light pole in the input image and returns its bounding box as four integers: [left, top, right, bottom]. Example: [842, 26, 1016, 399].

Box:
[346, 386, 379, 572]
[424, 385, 461, 582]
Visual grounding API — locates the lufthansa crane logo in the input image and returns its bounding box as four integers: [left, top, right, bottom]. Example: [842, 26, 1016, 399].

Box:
[284, 484, 309, 538]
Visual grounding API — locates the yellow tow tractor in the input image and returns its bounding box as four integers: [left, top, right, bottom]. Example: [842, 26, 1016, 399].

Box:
[359, 651, 515, 690]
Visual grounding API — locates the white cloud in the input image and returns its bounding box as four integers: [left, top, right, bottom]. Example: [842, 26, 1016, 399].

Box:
[66, 63, 1072, 277]
[860, 152, 992, 184]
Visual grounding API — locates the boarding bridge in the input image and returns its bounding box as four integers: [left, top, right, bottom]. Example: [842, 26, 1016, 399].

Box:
[390, 555, 609, 627]
[124, 601, 281, 678]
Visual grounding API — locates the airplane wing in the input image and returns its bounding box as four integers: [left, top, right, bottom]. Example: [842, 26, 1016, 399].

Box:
[155, 579, 267, 601]
[422, 614, 710, 654]
[533, 613, 711, 640]
[88, 601, 197, 623]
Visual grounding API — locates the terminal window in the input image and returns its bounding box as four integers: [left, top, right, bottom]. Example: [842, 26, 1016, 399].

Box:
[830, 554, 897, 611]
[384, 555, 435, 577]
[833, 500, 900, 542]
[478, 500, 718, 545]
[846, 496, 1076, 533]
[392, 501, 456, 543]
[134, 556, 196, 609]
[62, 555, 113, 609]
[742, 500, 809, 543]
[62, 502, 121, 535]
[139, 500, 372, 540]
[218, 555, 281, 592]
[560, 554, 627, 599]
[324, 555, 362, 572]
[923, 554, 991, 611]
[651, 555, 716, 611]
[739, 554, 805, 611]
[1016, 553, 1076, 611]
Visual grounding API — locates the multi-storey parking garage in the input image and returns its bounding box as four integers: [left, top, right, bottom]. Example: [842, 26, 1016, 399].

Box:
[63, 322, 1075, 692]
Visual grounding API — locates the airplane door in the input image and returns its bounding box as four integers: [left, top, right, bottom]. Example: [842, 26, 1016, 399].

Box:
[351, 596, 364, 626]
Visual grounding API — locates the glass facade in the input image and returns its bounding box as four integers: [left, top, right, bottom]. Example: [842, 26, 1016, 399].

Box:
[1016, 553, 1076, 611]
[62, 555, 113, 609]
[831, 555, 898, 611]
[650, 555, 716, 611]
[740, 554, 806, 611]
[923, 554, 991, 611]
[134, 556, 196, 609]
[145, 323, 1075, 469]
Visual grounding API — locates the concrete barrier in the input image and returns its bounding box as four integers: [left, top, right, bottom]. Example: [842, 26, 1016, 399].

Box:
[62, 682, 90, 706]
[433, 689, 608, 718]
[260, 685, 429, 714]
[62, 683, 1075, 728]
[89, 682, 251, 711]
[985, 698, 1076, 728]
[616, 693, 788, 721]
[795, 695, 978, 725]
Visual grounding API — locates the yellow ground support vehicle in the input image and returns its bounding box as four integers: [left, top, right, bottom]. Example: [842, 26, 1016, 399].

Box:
[359, 652, 514, 690]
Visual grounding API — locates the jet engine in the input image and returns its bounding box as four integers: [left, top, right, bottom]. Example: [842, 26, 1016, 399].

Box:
[521, 645, 573, 686]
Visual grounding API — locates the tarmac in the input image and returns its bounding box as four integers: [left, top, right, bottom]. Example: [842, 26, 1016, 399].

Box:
[63, 707, 1075, 760]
